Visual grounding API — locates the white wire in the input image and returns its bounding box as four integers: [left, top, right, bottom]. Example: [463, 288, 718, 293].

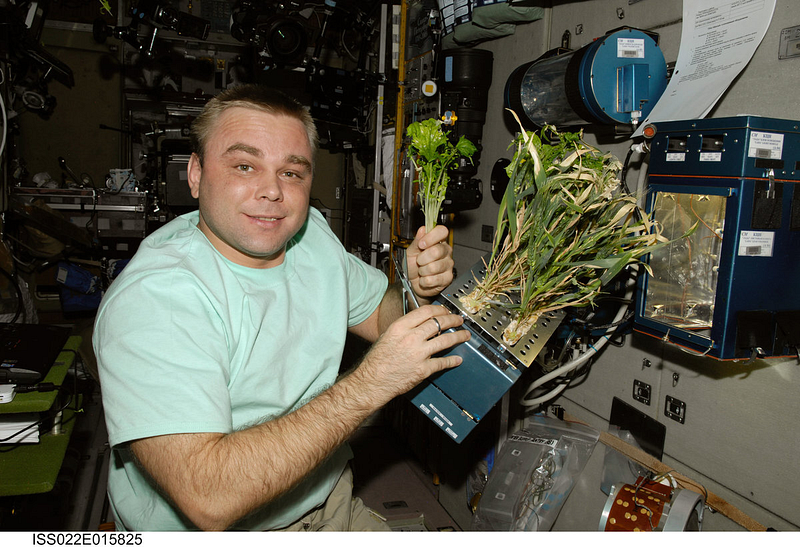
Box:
[521, 382, 568, 408]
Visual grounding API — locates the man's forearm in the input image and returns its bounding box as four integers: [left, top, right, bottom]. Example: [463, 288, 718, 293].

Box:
[377, 282, 404, 334]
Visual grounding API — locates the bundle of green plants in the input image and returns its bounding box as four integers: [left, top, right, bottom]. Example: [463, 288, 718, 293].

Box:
[407, 118, 477, 233]
[459, 114, 690, 346]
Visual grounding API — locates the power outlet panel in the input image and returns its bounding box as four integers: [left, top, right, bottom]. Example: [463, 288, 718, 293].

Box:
[633, 379, 651, 406]
[665, 395, 686, 424]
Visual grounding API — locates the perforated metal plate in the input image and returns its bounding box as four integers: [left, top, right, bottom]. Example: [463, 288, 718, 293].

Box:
[439, 257, 564, 369]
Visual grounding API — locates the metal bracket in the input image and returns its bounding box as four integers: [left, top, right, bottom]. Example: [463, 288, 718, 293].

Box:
[633, 379, 651, 406]
[665, 395, 686, 424]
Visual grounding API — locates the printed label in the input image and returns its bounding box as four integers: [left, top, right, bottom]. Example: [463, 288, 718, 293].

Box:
[508, 434, 558, 447]
[748, 132, 784, 160]
[738, 230, 774, 257]
[666, 152, 686, 162]
[429, 403, 453, 427]
[700, 152, 722, 162]
[618, 38, 645, 58]
[532, 437, 559, 447]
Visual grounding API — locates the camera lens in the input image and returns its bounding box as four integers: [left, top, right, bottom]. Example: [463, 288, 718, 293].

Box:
[266, 18, 307, 63]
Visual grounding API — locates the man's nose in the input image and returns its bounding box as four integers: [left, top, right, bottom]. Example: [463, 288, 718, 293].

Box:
[256, 173, 283, 201]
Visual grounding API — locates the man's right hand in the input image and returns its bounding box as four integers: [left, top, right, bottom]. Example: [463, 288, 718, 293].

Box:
[351, 304, 470, 404]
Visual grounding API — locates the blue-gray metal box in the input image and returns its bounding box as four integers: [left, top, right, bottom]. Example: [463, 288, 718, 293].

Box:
[634, 116, 800, 360]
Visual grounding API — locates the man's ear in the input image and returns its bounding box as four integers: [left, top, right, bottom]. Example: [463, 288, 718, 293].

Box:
[187, 153, 202, 199]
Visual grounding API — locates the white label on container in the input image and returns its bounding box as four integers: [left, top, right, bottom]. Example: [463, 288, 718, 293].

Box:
[429, 403, 453, 426]
[700, 152, 722, 162]
[738, 231, 774, 257]
[748, 132, 784, 160]
[532, 437, 559, 447]
[666, 152, 686, 162]
[618, 38, 645, 58]
[509, 434, 558, 446]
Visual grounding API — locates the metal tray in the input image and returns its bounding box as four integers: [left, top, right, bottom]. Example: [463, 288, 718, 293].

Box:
[439, 256, 565, 369]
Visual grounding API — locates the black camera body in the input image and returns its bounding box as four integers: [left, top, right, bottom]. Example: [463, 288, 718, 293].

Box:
[231, 1, 309, 65]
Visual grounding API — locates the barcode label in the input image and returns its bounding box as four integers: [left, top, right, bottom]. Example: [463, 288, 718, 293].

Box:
[532, 437, 558, 447]
[617, 38, 645, 59]
[748, 132, 783, 160]
[510, 433, 559, 447]
[738, 231, 774, 257]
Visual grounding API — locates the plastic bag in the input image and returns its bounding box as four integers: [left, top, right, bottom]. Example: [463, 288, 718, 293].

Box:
[600, 426, 650, 496]
[472, 414, 599, 531]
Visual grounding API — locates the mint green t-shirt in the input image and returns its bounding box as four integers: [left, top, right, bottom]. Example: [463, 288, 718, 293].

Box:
[93, 208, 388, 530]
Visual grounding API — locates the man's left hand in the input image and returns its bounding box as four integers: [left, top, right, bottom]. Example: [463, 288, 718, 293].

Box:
[406, 225, 455, 304]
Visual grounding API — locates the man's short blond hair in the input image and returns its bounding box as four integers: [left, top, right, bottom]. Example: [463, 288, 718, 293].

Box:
[189, 85, 318, 165]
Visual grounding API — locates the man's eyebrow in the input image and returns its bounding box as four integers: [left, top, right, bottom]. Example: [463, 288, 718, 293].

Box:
[221, 145, 310, 170]
[223, 143, 262, 157]
[287, 154, 312, 171]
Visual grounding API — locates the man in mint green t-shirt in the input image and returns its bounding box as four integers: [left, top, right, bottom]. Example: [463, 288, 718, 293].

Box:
[93, 85, 470, 531]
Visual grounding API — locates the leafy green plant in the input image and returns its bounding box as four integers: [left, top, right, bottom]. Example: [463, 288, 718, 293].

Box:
[407, 118, 477, 233]
[460, 113, 694, 346]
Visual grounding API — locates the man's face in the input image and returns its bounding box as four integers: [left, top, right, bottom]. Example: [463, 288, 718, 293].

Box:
[187, 107, 313, 269]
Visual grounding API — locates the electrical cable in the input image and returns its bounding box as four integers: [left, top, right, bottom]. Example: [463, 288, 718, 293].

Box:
[522, 382, 568, 408]
[620, 146, 635, 194]
[569, 307, 634, 333]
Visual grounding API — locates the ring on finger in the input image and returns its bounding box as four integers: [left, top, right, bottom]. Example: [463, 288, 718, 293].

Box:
[431, 317, 442, 335]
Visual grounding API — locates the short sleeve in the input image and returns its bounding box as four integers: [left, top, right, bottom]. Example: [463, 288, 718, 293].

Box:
[94, 269, 234, 448]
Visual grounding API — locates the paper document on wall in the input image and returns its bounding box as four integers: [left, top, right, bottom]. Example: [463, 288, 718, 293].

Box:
[633, 0, 776, 137]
